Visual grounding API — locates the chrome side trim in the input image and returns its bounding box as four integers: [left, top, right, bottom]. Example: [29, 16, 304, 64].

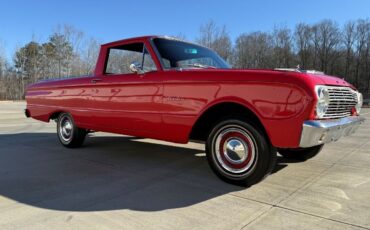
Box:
[299, 116, 365, 148]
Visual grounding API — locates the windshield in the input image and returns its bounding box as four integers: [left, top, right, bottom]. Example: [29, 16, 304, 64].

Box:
[152, 38, 230, 69]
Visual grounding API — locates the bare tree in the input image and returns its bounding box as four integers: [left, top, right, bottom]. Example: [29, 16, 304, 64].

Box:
[172, 33, 187, 41]
[343, 21, 356, 80]
[313, 20, 341, 73]
[0, 41, 6, 98]
[197, 20, 232, 61]
[295, 23, 312, 69]
[353, 19, 370, 88]
[272, 26, 293, 67]
[366, 34, 370, 92]
[80, 38, 100, 75]
[234, 32, 273, 68]
[62, 25, 84, 76]
[310, 25, 321, 70]
[0, 41, 5, 78]
[198, 20, 217, 48]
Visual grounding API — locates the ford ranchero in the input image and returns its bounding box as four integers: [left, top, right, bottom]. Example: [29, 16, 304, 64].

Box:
[25, 36, 365, 186]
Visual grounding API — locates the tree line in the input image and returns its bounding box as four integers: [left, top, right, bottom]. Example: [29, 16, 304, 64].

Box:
[0, 19, 369, 100]
[197, 19, 370, 98]
[0, 25, 99, 100]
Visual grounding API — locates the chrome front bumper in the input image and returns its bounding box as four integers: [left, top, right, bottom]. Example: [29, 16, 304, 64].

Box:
[299, 116, 365, 148]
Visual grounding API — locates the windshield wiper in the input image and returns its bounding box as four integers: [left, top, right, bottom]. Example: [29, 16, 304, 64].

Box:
[178, 63, 217, 69]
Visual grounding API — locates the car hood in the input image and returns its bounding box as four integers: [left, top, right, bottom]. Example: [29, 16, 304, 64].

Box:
[304, 73, 352, 87]
[180, 68, 354, 88]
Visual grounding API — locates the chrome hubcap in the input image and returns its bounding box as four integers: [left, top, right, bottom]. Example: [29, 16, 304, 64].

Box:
[224, 138, 248, 164]
[214, 126, 257, 174]
[60, 117, 73, 142]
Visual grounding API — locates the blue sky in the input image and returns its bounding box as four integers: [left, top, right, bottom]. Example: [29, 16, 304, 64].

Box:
[1, 0, 369, 61]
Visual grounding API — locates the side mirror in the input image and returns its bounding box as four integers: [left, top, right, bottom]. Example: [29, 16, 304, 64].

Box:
[129, 61, 143, 74]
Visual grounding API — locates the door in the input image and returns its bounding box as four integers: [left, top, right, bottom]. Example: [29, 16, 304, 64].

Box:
[88, 41, 163, 138]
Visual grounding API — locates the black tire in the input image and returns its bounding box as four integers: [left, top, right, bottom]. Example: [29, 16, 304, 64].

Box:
[278, 145, 324, 161]
[57, 112, 87, 148]
[206, 119, 277, 186]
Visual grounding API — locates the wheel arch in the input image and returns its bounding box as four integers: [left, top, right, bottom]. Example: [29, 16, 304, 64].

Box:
[49, 110, 66, 121]
[189, 99, 271, 143]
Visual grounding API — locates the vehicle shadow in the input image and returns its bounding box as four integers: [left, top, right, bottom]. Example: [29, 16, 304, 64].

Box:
[271, 155, 305, 174]
[0, 132, 286, 212]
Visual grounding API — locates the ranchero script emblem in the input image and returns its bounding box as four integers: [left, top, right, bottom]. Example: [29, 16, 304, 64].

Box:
[164, 96, 185, 101]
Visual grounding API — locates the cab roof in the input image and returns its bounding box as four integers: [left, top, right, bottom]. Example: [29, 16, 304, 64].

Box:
[101, 35, 184, 47]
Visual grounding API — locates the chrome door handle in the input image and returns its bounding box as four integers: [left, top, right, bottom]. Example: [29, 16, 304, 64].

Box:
[91, 78, 102, 83]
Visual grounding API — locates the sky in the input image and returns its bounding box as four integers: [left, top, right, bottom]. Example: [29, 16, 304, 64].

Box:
[0, 0, 370, 62]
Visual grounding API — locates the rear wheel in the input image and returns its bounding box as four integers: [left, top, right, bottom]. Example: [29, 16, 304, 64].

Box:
[278, 145, 324, 161]
[57, 113, 87, 148]
[206, 119, 276, 186]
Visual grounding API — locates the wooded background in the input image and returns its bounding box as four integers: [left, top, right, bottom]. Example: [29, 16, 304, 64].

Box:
[0, 19, 369, 100]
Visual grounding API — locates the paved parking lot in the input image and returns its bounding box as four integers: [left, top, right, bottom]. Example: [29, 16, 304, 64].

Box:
[0, 101, 369, 230]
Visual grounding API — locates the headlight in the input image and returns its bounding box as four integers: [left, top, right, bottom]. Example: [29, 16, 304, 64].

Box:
[315, 86, 330, 118]
[355, 92, 363, 114]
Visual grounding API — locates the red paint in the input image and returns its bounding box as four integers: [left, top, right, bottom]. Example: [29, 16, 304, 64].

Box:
[25, 36, 357, 148]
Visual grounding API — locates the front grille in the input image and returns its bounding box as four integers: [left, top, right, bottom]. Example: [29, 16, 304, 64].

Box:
[324, 87, 358, 119]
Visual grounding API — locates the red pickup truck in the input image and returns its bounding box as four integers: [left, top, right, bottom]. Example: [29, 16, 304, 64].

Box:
[25, 36, 365, 186]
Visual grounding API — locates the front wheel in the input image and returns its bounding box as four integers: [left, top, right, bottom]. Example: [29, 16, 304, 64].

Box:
[278, 145, 324, 161]
[57, 113, 87, 148]
[206, 119, 277, 186]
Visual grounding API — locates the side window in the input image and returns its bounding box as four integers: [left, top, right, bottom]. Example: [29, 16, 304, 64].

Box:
[105, 43, 157, 75]
[142, 48, 157, 72]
